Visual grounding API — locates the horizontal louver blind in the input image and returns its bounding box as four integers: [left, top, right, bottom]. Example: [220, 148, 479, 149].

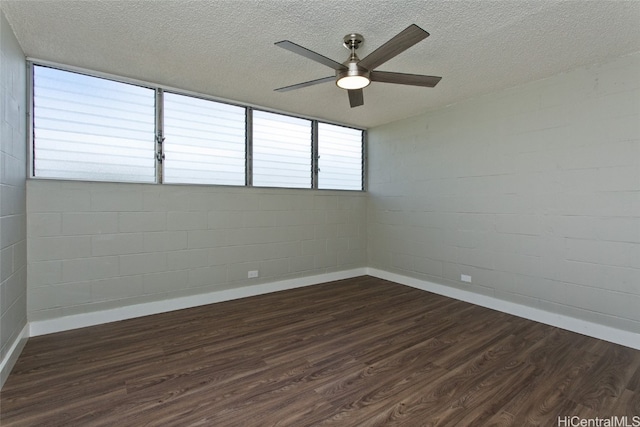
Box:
[318, 123, 363, 190]
[252, 110, 311, 189]
[32, 65, 156, 182]
[163, 93, 246, 185]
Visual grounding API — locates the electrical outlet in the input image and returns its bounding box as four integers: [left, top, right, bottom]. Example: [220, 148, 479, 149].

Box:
[248, 270, 259, 279]
[461, 274, 472, 283]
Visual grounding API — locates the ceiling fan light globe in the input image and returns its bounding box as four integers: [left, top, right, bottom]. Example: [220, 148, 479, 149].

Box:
[336, 75, 371, 90]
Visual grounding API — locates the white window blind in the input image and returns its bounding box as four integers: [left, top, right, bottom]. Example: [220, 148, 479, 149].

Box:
[32, 65, 156, 182]
[163, 93, 246, 185]
[252, 110, 311, 188]
[318, 123, 363, 190]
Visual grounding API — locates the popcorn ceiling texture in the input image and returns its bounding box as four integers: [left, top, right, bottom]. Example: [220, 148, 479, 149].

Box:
[2, 0, 640, 128]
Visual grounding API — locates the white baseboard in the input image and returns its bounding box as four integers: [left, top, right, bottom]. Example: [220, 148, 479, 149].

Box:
[29, 268, 367, 337]
[0, 323, 29, 389]
[18, 266, 640, 367]
[367, 268, 640, 350]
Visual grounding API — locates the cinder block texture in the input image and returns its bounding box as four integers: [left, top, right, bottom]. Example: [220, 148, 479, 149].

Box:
[0, 10, 27, 379]
[27, 181, 367, 320]
[367, 52, 640, 332]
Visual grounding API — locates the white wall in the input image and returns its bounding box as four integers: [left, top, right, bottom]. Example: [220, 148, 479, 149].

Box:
[27, 180, 366, 321]
[15, 43, 640, 353]
[0, 9, 28, 386]
[368, 52, 640, 333]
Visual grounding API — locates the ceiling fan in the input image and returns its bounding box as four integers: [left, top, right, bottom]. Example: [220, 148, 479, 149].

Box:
[274, 24, 442, 108]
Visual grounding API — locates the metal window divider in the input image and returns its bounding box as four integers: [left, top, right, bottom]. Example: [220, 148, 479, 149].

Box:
[246, 107, 253, 187]
[312, 120, 319, 189]
[155, 88, 165, 183]
[27, 62, 35, 178]
[361, 129, 367, 191]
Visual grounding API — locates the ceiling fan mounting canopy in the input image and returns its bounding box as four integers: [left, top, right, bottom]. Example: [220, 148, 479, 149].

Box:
[274, 24, 442, 108]
[343, 33, 364, 50]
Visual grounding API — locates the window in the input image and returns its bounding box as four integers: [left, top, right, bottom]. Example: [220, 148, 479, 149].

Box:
[29, 62, 365, 190]
[318, 123, 363, 190]
[32, 65, 156, 182]
[163, 93, 246, 185]
[252, 111, 311, 189]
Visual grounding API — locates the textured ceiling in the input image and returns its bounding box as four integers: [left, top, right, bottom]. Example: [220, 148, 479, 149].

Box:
[2, 0, 640, 128]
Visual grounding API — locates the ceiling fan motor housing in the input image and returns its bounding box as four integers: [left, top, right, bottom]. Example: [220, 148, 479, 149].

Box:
[336, 60, 371, 87]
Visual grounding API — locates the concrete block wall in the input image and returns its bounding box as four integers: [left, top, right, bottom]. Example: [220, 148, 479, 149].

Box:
[367, 52, 640, 332]
[3, 35, 635, 356]
[27, 180, 367, 321]
[0, 9, 27, 385]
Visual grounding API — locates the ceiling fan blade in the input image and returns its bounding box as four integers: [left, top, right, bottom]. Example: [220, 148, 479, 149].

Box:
[274, 76, 335, 92]
[358, 24, 429, 71]
[348, 89, 364, 108]
[370, 71, 441, 87]
[275, 40, 347, 71]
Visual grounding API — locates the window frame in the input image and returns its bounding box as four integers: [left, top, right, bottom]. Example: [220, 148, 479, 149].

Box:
[161, 90, 248, 187]
[251, 109, 313, 189]
[27, 59, 366, 191]
[317, 121, 365, 191]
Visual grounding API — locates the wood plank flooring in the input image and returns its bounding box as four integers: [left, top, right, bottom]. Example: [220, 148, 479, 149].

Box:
[2, 276, 639, 426]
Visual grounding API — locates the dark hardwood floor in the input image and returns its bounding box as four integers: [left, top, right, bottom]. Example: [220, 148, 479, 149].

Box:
[2, 276, 639, 426]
